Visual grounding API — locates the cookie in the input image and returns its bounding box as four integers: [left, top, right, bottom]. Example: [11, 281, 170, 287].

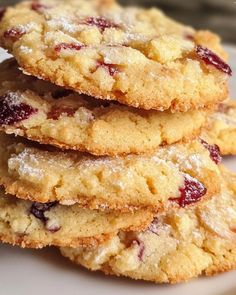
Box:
[0, 187, 153, 249]
[61, 168, 236, 284]
[0, 0, 230, 111]
[201, 100, 236, 155]
[0, 133, 221, 212]
[0, 58, 208, 156]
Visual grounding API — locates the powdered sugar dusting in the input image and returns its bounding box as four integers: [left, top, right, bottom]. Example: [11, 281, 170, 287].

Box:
[163, 143, 208, 173]
[12, 22, 38, 34]
[8, 149, 44, 180]
[1, 92, 22, 107]
[44, 31, 79, 46]
[183, 154, 205, 172]
[47, 17, 80, 34]
[19, 45, 33, 54]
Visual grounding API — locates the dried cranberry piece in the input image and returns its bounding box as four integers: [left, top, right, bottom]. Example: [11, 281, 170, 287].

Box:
[217, 103, 231, 114]
[51, 89, 73, 99]
[55, 42, 84, 52]
[31, 2, 48, 12]
[196, 45, 232, 76]
[3, 27, 26, 41]
[45, 221, 61, 233]
[47, 106, 76, 120]
[170, 175, 207, 207]
[200, 139, 222, 164]
[230, 227, 236, 233]
[30, 202, 57, 223]
[82, 17, 119, 32]
[185, 33, 194, 41]
[148, 218, 159, 234]
[0, 93, 38, 125]
[122, 233, 145, 261]
[0, 7, 6, 21]
[132, 240, 145, 261]
[97, 61, 118, 76]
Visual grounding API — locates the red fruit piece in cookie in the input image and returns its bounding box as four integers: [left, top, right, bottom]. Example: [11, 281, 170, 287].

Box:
[30, 202, 57, 223]
[31, 2, 48, 12]
[170, 175, 207, 207]
[123, 233, 145, 261]
[148, 218, 159, 234]
[184, 33, 194, 41]
[97, 61, 119, 76]
[217, 103, 231, 114]
[196, 45, 232, 75]
[200, 139, 222, 164]
[3, 27, 26, 41]
[134, 239, 145, 261]
[48, 105, 76, 120]
[30, 201, 61, 232]
[83, 17, 119, 32]
[45, 221, 61, 233]
[0, 93, 38, 125]
[54, 42, 84, 52]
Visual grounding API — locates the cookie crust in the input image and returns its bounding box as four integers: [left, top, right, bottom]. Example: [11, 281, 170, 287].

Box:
[0, 133, 221, 212]
[61, 168, 236, 283]
[0, 188, 153, 248]
[0, 58, 208, 156]
[202, 100, 236, 155]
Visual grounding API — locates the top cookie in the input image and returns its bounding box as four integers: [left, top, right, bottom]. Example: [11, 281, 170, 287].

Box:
[0, 0, 231, 111]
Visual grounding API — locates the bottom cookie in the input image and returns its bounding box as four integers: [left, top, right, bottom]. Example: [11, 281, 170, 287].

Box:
[0, 188, 153, 248]
[61, 168, 236, 284]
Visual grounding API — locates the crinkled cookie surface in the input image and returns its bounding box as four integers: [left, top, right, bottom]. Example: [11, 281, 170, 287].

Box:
[0, 187, 153, 248]
[0, 0, 231, 111]
[61, 169, 236, 283]
[0, 133, 221, 211]
[0, 58, 208, 156]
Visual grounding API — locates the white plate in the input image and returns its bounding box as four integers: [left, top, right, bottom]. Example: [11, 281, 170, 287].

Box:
[0, 45, 236, 295]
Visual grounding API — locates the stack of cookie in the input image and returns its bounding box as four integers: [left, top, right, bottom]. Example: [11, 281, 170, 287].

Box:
[0, 0, 235, 284]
